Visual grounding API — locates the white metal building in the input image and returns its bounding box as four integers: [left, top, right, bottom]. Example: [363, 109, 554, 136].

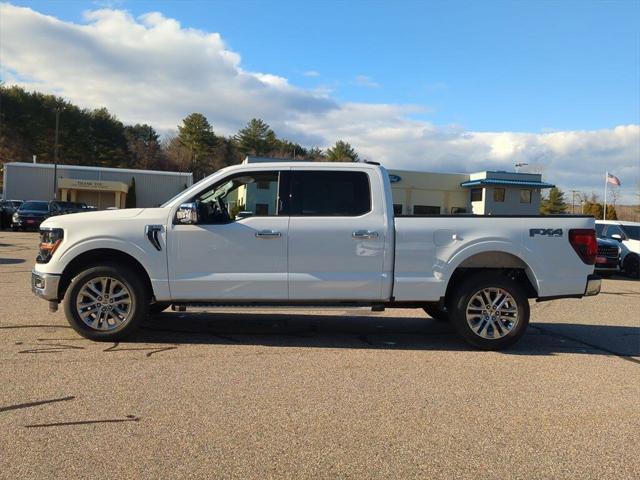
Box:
[2, 162, 193, 208]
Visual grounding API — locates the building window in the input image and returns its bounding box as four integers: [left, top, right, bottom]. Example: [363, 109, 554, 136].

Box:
[493, 188, 505, 202]
[255, 203, 269, 215]
[393, 204, 403, 215]
[413, 205, 440, 215]
[451, 207, 467, 214]
[520, 189, 532, 203]
[470, 188, 483, 202]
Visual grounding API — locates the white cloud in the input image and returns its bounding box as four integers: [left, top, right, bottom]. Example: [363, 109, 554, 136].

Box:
[1, 3, 639, 201]
[303, 70, 320, 77]
[353, 75, 380, 88]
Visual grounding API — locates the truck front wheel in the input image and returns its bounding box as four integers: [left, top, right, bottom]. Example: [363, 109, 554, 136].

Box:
[63, 264, 149, 341]
[448, 272, 529, 350]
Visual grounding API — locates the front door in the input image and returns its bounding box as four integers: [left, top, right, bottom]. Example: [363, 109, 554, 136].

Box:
[168, 170, 289, 301]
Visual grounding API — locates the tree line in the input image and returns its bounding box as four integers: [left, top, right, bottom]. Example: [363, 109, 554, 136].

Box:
[540, 186, 617, 219]
[0, 85, 360, 181]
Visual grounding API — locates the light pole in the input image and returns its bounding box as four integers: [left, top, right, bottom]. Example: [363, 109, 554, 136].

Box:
[53, 107, 61, 200]
[515, 162, 528, 173]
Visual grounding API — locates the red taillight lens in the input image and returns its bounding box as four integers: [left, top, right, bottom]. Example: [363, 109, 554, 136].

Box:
[569, 229, 597, 265]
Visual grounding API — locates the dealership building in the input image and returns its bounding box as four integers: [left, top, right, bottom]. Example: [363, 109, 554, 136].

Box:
[2, 162, 193, 208]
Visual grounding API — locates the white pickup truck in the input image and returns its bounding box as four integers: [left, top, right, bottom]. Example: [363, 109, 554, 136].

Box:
[32, 162, 601, 350]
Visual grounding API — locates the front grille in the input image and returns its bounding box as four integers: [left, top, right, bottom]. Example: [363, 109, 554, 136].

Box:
[597, 246, 619, 258]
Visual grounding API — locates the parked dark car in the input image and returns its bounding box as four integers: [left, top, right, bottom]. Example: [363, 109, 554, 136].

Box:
[48, 201, 89, 216]
[595, 237, 621, 275]
[11, 200, 51, 231]
[1, 199, 23, 229]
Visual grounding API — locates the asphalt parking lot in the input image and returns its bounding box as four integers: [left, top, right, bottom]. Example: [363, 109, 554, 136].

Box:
[1, 231, 638, 479]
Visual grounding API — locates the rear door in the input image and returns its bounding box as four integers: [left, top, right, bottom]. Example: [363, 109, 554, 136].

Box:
[287, 168, 388, 301]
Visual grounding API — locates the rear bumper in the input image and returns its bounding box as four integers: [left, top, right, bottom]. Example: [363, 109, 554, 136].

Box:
[584, 274, 601, 296]
[31, 270, 61, 301]
[536, 274, 601, 302]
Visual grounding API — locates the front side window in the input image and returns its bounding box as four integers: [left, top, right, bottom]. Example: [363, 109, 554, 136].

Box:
[520, 189, 532, 203]
[493, 188, 505, 202]
[605, 225, 625, 240]
[290, 171, 371, 216]
[189, 171, 281, 224]
[470, 188, 483, 202]
[393, 204, 403, 215]
[621, 225, 640, 240]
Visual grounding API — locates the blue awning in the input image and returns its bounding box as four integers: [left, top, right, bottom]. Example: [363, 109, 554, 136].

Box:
[460, 178, 555, 189]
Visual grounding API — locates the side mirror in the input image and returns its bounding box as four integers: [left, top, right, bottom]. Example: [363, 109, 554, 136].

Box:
[610, 233, 623, 241]
[176, 202, 199, 224]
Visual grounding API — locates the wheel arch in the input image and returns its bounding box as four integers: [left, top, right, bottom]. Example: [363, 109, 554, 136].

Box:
[58, 248, 154, 301]
[444, 250, 540, 303]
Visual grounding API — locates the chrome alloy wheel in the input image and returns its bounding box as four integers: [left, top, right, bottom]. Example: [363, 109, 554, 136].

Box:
[465, 287, 519, 340]
[75, 276, 133, 331]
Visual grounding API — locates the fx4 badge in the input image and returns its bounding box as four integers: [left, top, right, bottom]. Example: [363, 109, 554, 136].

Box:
[529, 228, 563, 237]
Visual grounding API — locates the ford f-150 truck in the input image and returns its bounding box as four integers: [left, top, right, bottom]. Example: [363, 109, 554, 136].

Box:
[31, 162, 601, 350]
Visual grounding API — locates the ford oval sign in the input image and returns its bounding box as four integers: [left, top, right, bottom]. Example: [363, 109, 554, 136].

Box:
[389, 174, 402, 183]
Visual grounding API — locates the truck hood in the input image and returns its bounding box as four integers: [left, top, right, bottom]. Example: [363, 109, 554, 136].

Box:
[40, 208, 167, 229]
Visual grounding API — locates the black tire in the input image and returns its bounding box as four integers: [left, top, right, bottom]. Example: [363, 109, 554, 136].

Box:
[623, 254, 640, 279]
[447, 271, 530, 350]
[423, 303, 449, 322]
[63, 263, 149, 341]
[148, 302, 171, 315]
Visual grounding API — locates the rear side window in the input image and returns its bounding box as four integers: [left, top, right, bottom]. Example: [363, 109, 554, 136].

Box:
[290, 171, 371, 216]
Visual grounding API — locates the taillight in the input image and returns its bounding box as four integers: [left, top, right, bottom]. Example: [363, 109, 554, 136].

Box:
[569, 229, 597, 265]
[37, 228, 64, 264]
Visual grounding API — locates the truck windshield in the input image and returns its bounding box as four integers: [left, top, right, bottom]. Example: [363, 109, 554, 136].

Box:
[20, 201, 48, 211]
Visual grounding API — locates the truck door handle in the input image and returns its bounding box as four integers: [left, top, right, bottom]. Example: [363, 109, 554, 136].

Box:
[256, 230, 282, 239]
[352, 230, 379, 239]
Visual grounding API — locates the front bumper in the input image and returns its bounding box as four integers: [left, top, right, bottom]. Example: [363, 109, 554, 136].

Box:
[31, 270, 61, 301]
[584, 274, 601, 296]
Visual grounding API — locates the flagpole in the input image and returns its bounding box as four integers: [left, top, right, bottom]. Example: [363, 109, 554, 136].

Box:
[603, 171, 608, 220]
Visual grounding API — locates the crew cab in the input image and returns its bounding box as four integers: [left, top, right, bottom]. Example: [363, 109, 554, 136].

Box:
[31, 162, 601, 350]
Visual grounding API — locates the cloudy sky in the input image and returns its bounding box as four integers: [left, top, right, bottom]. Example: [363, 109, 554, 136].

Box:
[1, 1, 639, 202]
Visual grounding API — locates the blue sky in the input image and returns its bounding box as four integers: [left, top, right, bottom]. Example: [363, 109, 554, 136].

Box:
[1, 1, 639, 200]
[8, 0, 640, 132]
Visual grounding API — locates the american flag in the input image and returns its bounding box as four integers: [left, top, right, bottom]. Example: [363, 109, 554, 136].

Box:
[607, 172, 621, 186]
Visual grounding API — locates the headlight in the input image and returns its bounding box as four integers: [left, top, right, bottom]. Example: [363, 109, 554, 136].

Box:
[12, 212, 19, 222]
[37, 228, 64, 264]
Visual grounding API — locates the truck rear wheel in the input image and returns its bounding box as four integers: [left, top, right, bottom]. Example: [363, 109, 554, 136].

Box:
[448, 272, 529, 350]
[63, 264, 148, 341]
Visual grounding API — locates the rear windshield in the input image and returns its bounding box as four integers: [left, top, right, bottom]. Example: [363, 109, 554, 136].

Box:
[20, 201, 49, 211]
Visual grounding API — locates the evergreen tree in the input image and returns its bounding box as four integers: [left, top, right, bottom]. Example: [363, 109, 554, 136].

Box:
[306, 147, 326, 161]
[124, 124, 164, 170]
[90, 107, 128, 168]
[234, 118, 276, 156]
[540, 187, 568, 214]
[326, 140, 359, 162]
[177, 113, 217, 180]
[125, 177, 136, 208]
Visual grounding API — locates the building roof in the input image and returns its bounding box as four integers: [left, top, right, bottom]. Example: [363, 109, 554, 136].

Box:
[5, 162, 193, 178]
[460, 178, 555, 189]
